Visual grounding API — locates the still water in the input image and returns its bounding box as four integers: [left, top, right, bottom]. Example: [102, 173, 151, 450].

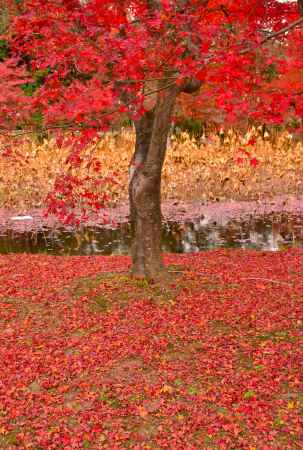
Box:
[0, 212, 303, 255]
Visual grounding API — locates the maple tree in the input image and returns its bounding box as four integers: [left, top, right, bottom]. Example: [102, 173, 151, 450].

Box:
[1, 0, 303, 278]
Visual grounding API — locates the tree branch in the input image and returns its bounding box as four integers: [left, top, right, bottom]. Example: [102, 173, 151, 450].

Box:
[260, 16, 303, 45]
[0, 81, 177, 137]
[178, 78, 202, 94]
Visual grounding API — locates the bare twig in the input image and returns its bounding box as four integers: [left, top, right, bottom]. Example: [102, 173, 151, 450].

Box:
[260, 17, 303, 45]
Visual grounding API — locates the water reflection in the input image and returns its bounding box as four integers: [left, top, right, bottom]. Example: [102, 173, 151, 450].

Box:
[0, 213, 303, 255]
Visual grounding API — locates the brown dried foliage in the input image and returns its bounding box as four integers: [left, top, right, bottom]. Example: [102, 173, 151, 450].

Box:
[0, 127, 302, 211]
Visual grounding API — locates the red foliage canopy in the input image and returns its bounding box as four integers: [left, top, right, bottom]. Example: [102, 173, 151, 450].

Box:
[0, 0, 302, 132]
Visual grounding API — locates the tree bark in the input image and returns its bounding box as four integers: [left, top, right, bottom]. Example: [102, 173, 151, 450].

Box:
[129, 78, 201, 279]
[129, 84, 178, 279]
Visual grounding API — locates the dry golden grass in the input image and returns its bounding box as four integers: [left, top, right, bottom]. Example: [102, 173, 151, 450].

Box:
[0, 127, 303, 211]
[164, 128, 303, 202]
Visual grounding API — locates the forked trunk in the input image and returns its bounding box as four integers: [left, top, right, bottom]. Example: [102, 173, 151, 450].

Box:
[129, 84, 178, 279]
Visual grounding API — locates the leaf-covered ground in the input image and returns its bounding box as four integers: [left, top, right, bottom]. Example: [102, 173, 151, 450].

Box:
[0, 250, 303, 449]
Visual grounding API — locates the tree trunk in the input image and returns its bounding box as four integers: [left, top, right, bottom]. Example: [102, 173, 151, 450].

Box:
[129, 84, 178, 279]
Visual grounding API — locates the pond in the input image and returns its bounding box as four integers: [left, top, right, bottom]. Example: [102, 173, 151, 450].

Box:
[1, 212, 303, 255]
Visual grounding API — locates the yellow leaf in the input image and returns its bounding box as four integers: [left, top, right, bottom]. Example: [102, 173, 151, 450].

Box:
[138, 406, 148, 420]
[161, 384, 174, 394]
[177, 414, 185, 421]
